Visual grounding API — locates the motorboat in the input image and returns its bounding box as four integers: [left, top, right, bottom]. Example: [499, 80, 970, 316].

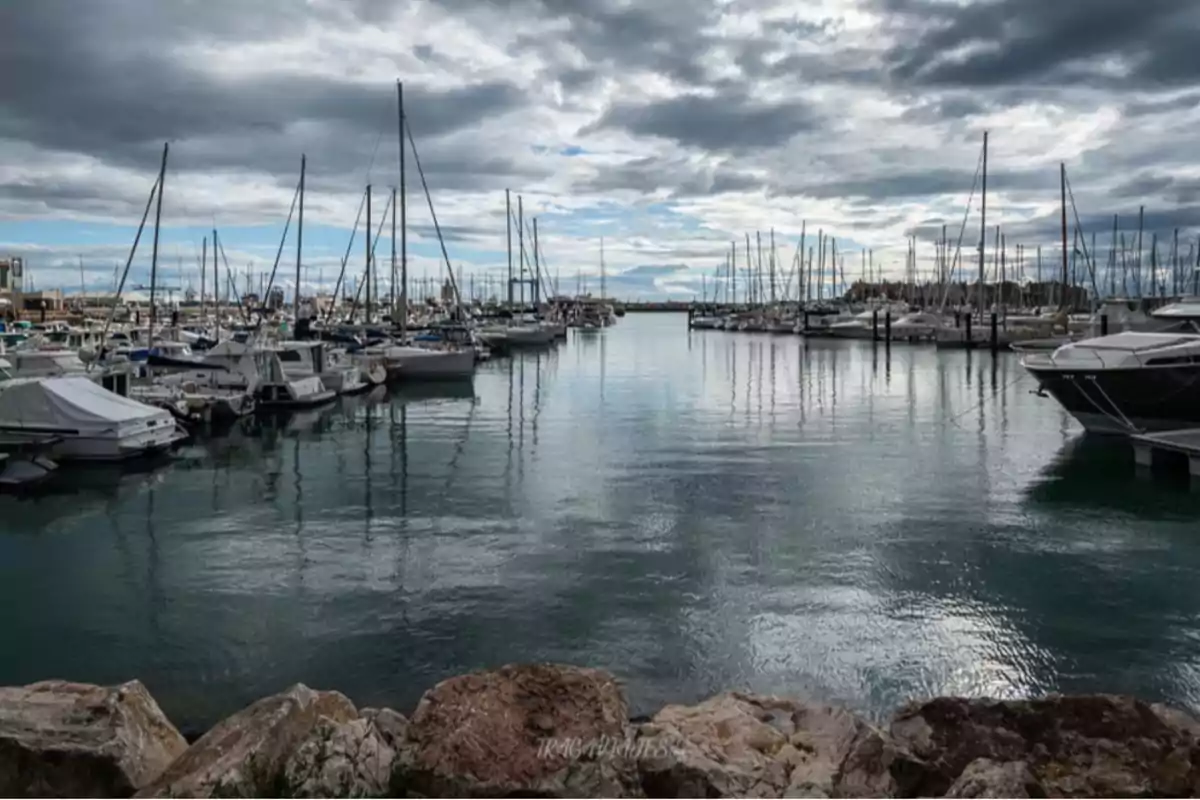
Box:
[889, 312, 949, 341]
[0, 377, 188, 461]
[478, 323, 557, 348]
[277, 340, 368, 396]
[257, 349, 336, 409]
[1021, 301, 1200, 434]
[191, 340, 333, 409]
[827, 310, 880, 339]
[3, 349, 90, 377]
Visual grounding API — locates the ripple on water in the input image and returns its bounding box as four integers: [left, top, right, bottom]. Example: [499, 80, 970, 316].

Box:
[2, 317, 1200, 730]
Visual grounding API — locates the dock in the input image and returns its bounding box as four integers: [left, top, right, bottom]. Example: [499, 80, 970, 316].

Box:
[1129, 429, 1200, 477]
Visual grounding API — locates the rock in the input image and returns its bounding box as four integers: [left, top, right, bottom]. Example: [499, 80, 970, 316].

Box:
[891, 694, 1200, 797]
[945, 758, 1042, 798]
[137, 684, 356, 798]
[283, 713, 401, 798]
[361, 707, 408, 750]
[635, 691, 921, 798]
[396, 663, 638, 797]
[0, 679, 187, 797]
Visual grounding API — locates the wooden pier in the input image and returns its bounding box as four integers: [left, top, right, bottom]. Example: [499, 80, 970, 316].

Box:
[1129, 429, 1200, 478]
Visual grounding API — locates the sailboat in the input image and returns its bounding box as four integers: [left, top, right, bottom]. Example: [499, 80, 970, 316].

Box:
[381, 79, 475, 380]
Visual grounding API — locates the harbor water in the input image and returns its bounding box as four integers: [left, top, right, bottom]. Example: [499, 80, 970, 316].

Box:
[2, 312, 1199, 734]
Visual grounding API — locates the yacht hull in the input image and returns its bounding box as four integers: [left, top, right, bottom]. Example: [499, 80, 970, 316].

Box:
[827, 325, 874, 339]
[1024, 364, 1200, 434]
[391, 349, 475, 380]
[0, 423, 188, 461]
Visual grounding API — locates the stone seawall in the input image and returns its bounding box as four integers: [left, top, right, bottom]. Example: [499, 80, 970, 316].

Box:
[2, 664, 1199, 797]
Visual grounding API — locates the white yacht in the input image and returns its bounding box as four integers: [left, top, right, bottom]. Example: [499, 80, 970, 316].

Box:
[257, 346, 337, 409]
[4, 349, 90, 378]
[278, 341, 367, 396]
[1021, 300, 1200, 433]
[0, 377, 187, 461]
[889, 312, 949, 341]
[827, 309, 881, 339]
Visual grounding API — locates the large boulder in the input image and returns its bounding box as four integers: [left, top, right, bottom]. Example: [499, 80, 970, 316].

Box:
[635, 691, 921, 798]
[282, 709, 406, 798]
[0, 679, 187, 797]
[891, 694, 1200, 797]
[137, 684, 356, 798]
[944, 758, 1042, 798]
[395, 663, 639, 797]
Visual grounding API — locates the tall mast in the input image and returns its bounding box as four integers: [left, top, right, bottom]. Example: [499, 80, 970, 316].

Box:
[1059, 162, 1068, 309]
[745, 233, 752, 305]
[296, 153, 305, 318]
[518, 195, 525, 305]
[533, 217, 540, 306]
[769, 228, 776, 304]
[200, 235, 206, 322]
[213, 227, 220, 338]
[365, 184, 372, 323]
[600, 237, 606, 300]
[505, 188, 513, 306]
[149, 142, 168, 335]
[797, 222, 806, 306]
[978, 131, 988, 320]
[731, 241, 737, 305]
[391, 186, 397, 318]
[398, 80, 407, 339]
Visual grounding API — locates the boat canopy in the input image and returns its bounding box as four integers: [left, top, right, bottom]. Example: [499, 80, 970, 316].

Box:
[0, 377, 172, 437]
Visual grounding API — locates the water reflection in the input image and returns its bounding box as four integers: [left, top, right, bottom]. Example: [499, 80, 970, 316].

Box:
[3, 317, 1200, 733]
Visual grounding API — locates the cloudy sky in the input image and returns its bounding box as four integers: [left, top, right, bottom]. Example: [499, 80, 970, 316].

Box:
[2, 0, 1199, 301]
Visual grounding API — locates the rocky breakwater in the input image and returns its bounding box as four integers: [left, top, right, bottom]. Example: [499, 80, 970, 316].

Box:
[3, 665, 1200, 797]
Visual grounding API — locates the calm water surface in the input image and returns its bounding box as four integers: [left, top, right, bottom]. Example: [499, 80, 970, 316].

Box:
[3, 313, 1200, 733]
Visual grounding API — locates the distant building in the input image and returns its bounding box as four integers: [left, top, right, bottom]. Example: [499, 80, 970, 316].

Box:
[21, 288, 63, 313]
[0, 257, 23, 308]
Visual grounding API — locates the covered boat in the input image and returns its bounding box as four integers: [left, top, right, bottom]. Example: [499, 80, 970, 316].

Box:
[0, 377, 188, 460]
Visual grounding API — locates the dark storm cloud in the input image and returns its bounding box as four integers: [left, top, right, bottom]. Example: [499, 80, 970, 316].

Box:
[436, 0, 720, 86]
[1111, 174, 1200, 206]
[774, 168, 1047, 201]
[588, 93, 819, 152]
[579, 156, 760, 197]
[0, 0, 526, 184]
[875, 0, 1200, 91]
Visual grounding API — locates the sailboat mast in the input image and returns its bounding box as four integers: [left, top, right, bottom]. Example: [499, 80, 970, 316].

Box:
[296, 154, 305, 317]
[391, 187, 397, 318]
[365, 184, 372, 322]
[518, 196, 525, 306]
[200, 236, 206, 322]
[149, 142, 169, 335]
[505, 188, 512, 306]
[1060, 162, 1068, 309]
[600, 237, 606, 300]
[398, 80, 407, 339]
[978, 131, 987, 321]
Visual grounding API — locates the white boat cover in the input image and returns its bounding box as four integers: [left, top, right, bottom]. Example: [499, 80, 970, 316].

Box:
[0, 377, 172, 437]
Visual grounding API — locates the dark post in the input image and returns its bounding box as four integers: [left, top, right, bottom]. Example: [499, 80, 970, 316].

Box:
[884, 309, 892, 345]
[989, 311, 998, 353]
[803, 310, 809, 333]
[872, 308, 879, 341]
[1100, 314, 1109, 336]
[965, 314, 973, 347]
